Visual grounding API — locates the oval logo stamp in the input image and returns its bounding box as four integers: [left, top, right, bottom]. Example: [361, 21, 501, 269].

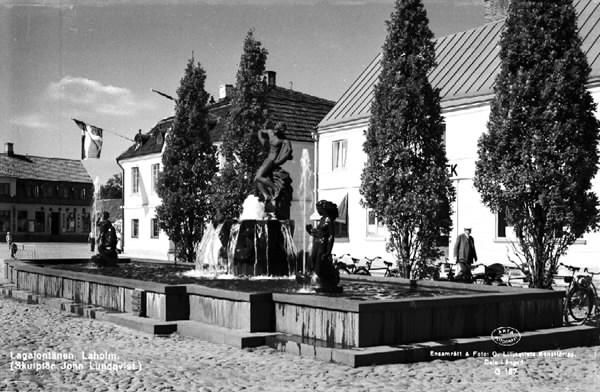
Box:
[491, 327, 521, 346]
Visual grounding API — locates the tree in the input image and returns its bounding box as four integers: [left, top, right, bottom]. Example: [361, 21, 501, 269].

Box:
[360, 0, 455, 279]
[99, 173, 122, 199]
[474, 0, 600, 288]
[211, 29, 269, 220]
[156, 56, 218, 263]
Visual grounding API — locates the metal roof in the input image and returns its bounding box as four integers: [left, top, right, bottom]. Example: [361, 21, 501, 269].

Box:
[319, 0, 600, 129]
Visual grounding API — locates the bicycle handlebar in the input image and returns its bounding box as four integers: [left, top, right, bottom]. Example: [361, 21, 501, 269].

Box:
[558, 262, 580, 272]
[584, 267, 600, 276]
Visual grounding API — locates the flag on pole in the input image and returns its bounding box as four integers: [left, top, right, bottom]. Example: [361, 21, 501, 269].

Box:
[73, 119, 103, 160]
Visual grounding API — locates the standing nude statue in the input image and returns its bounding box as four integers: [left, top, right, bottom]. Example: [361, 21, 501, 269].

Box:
[255, 122, 293, 201]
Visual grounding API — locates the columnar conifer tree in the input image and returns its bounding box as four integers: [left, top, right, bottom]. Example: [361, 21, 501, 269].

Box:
[475, 0, 600, 288]
[360, 0, 455, 278]
[156, 57, 218, 263]
[212, 30, 269, 220]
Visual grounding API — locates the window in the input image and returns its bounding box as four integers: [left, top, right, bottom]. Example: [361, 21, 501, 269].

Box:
[0, 183, 9, 196]
[35, 211, 45, 232]
[132, 167, 140, 193]
[332, 140, 347, 170]
[366, 209, 387, 237]
[497, 208, 509, 238]
[17, 211, 28, 232]
[43, 184, 55, 198]
[0, 210, 10, 231]
[131, 219, 139, 238]
[151, 218, 159, 238]
[151, 164, 160, 193]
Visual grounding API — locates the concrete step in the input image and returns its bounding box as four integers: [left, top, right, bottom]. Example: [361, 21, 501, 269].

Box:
[265, 325, 600, 367]
[177, 320, 281, 349]
[9, 289, 39, 304]
[98, 312, 178, 335]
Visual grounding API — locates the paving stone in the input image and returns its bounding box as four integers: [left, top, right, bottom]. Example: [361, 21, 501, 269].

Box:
[2, 286, 600, 391]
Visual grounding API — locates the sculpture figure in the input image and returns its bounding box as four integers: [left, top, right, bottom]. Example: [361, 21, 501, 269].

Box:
[306, 200, 341, 291]
[91, 211, 118, 267]
[255, 122, 293, 218]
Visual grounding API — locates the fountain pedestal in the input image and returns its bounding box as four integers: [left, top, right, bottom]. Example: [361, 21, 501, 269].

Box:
[228, 220, 296, 276]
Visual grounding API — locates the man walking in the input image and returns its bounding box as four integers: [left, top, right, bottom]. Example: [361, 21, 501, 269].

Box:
[453, 227, 477, 281]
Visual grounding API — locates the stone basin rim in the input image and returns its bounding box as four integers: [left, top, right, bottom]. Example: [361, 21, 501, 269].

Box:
[4, 259, 563, 313]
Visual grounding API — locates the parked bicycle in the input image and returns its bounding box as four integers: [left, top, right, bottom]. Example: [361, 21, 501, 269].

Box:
[434, 260, 506, 285]
[333, 254, 370, 276]
[361, 256, 399, 277]
[559, 263, 600, 325]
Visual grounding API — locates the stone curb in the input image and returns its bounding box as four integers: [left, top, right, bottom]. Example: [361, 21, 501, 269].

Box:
[266, 324, 600, 367]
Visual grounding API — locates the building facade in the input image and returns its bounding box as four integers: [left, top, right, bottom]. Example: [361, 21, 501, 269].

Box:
[0, 143, 94, 242]
[117, 72, 334, 260]
[316, 0, 600, 271]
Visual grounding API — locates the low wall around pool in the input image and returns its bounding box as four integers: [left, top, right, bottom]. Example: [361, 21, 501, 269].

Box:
[2, 259, 564, 349]
[272, 287, 563, 348]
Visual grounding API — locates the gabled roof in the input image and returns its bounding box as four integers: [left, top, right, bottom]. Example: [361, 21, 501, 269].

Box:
[319, 0, 600, 129]
[117, 117, 171, 161]
[118, 85, 334, 161]
[0, 153, 92, 183]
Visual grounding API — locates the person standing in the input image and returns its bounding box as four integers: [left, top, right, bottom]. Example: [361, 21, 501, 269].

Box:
[5, 231, 12, 251]
[453, 227, 477, 280]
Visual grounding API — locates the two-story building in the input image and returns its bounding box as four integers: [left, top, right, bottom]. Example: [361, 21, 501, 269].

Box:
[316, 0, 600, 271]
[0, 142, 94, 242]
[117, 72, 335, 260]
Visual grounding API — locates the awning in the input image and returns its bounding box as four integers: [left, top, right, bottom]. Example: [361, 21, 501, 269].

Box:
[337, 194, 348, 224]
[309, 193, 348, 223]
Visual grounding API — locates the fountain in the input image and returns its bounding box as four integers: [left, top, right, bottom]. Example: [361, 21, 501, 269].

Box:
[4, 122, 586, 367]
[195, 122, 298, 277]
[298, 148, 312, 276]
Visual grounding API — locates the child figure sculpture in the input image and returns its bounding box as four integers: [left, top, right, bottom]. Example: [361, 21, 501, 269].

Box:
[306, 200, 341, 292]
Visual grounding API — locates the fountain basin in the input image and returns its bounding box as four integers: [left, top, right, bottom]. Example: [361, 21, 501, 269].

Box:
[3, 259, 564, 349]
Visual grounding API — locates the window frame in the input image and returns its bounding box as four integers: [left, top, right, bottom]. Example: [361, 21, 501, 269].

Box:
[332, 139, 348, 171]
[151, 164, 160, 193]
[131, 219, 139, 238]
[131, 167, 140, 194]
[0, 183, 10, 196]
[150, 218, 160, 238]
[366, 208, 387, 238]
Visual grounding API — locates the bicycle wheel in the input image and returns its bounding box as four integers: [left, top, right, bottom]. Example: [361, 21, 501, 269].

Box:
[336, 265, 351, 275]
[354, 267, 371, 276]
[566, 287, 593, 325]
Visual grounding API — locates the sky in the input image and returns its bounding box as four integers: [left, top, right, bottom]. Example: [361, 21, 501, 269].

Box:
[0, 0, 487, 185]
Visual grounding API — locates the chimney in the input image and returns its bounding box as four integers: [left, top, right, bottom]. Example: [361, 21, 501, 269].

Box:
[218, 84, 234, 100]
[5, 142, 14, 157]
[484, 0, 510, 23]
[264, 71, 276, 88]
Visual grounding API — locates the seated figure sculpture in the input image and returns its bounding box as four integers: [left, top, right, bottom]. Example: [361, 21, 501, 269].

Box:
[306, 200, 341, 292]
[91, 211, 118, 267]
[255, 121, 293, 219]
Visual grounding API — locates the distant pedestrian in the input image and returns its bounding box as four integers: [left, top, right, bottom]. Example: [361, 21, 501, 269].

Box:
[6, 231, 12, 251]
[453, 227, 477, 281]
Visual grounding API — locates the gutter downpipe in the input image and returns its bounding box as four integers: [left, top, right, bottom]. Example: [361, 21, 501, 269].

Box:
[116, 159, 125, 252]
[312, 126, 319, 206]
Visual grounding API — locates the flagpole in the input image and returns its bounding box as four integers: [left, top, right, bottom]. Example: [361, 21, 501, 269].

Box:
[151, 89, 177, 103]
